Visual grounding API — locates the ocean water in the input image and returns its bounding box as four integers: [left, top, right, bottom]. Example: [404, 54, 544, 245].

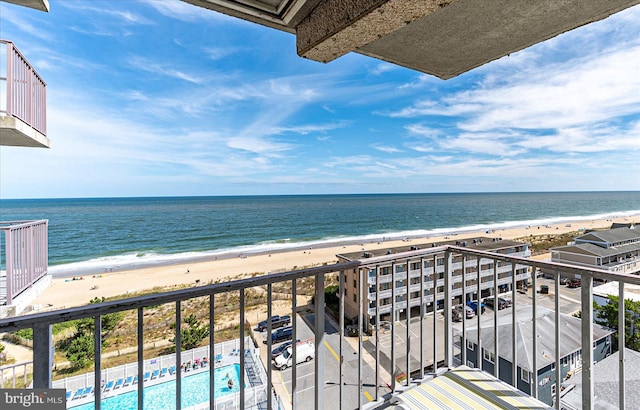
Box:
[1, 192, 639, 277]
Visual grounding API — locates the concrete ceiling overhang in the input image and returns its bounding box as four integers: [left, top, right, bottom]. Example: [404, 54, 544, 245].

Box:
[2, 0, 49, 12]
[183, 0, 640, 79]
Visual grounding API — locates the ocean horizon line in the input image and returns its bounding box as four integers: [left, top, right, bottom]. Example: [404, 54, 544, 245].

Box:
[2, 190, 640, 202]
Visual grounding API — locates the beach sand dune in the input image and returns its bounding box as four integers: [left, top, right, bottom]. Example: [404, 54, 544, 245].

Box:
[32, 217, 634, 309]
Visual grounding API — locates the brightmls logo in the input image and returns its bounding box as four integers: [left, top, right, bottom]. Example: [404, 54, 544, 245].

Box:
[1, 389, 65, 410]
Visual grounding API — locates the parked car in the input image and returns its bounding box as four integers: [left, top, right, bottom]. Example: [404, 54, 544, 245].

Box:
[273, 341, 315, 370]
[453, 304, 475, 321]
[567, 279, 581, 288]
[346, 324, 359, 337]
[484, 296, 512, 310]
[264, 326, 293, 344]
[256, 315, 291, 331]
[271, 339, 300, 357]
[467, 300, 486, 314]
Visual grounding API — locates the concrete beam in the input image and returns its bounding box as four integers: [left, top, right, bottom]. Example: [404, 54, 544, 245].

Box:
[2, 0, 49, 12]
[296, 0, 453, 63]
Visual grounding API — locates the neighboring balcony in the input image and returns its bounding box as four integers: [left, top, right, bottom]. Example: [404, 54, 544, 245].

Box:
[0, 39, 49, 148]
[0, 245, 636, 409]
[0, 220, 49, 316]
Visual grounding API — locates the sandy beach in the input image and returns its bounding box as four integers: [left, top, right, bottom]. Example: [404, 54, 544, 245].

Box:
[31, 216, 637, 310]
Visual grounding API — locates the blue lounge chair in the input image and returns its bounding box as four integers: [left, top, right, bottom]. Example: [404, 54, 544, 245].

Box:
[133, 375, 139, 385]
[123, 376, 133, 386]
[151, 369, 159, 379]
[143, 371, 151, 382]
[66, 391, 74, 401]
[215, 353, 223, 363]
[160, 367, 168, 377]
[103, 380, 115, 391]
[72, 388, 83, 400]
[81, 386, 94, 397]
[114, 378, 124, 389]
[169, 365, 176, 375]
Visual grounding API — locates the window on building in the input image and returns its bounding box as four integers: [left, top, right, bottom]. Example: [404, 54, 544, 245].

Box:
[467, 360, 474, 368]
[353, 279, 357, 288]
[521, 368, 529, 383]
[353, 294, 357, 302]
[467, 340, 474, 351]
[483, 349, 494, 364]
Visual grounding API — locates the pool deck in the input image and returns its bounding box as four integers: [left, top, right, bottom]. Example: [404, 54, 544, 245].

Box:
[67, 354, 243, 408]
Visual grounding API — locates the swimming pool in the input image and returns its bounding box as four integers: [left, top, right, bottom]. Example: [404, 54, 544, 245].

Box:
[69, 364, 241, 410]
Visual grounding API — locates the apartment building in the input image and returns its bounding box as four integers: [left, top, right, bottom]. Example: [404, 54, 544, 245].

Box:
[550, 225, 640, 276]
[336, 237, 531, 324]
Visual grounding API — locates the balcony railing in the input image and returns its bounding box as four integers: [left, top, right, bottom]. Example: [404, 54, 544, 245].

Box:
[1, 220, 49, 306]
[0, 40, 47, 136]
[0, 245, 637, 410]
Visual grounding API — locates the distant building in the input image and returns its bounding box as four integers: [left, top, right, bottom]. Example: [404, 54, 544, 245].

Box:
[550, 226, 640, 277]
[560, 348, 640, 410]
[464, 307, 614, 406]
[336, 237, 531, 323]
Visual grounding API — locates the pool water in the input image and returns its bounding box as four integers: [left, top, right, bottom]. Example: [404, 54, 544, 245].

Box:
[69, 364, 242, 410]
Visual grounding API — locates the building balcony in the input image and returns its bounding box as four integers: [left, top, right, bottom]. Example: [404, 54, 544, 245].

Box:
[0, 220, 49, 316]
[0, 245, 636, 409]
[0, 40, 49, 148]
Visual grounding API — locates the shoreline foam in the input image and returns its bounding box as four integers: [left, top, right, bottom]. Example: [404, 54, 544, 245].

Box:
[47, 210, 640, 278]
[31, 214, 639, 310]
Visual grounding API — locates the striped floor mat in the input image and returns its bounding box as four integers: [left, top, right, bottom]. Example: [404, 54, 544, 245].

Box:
[397, 366, 552, 410]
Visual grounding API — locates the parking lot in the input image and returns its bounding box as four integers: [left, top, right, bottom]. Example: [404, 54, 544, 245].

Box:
[253, 310, 384, 409]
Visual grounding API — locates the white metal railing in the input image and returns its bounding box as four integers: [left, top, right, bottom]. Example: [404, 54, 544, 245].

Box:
[0, 246, 637, 410]
[0, 40, 47, 135]
[0, 220, 49, 305]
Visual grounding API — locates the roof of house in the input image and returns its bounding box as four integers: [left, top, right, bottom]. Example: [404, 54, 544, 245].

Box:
[575, 227, 640, 246]
[561, 348, 640, 410]
[552, 242, 640, 258]
[336, 237, 526, 261]
[465, 306, 614, 372]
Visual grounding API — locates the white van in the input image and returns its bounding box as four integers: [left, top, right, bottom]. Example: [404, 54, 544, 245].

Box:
[273, 341, 315, 370]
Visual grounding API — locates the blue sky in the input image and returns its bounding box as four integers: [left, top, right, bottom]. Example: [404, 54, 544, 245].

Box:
[1, 1, 639, 198]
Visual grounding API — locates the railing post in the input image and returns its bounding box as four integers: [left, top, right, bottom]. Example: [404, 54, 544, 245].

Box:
[339, 270, 345, 407]
[581, 274, 594, 410]
[618, 281, 626, 410]
[444, 251, 453, 369]
[265, 287, 270, 410]
[492, 260, 498, 378]
[314, 272, 325, 410]
[32, 322, 52, 388]
[137, 308, 144, 410]
[404, 259, 410, 385]
[511, 262, 517, 388]
[554, 270, 561, 410]
[432, 255, 438, 375]
[358, 267, 363, 409]
[5, 228, 13, 305]
[94, 316, 102, 410]
[531, 266, 537, 399]
[391, 262, 397, 389]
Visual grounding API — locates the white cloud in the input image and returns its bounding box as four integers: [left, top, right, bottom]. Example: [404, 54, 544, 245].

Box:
[371, 144, 402, 154]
